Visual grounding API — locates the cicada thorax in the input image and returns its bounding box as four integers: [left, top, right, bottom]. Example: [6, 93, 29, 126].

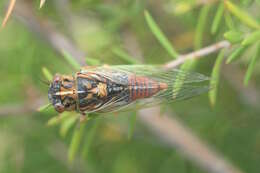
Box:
[127, 75, 168, 101]
[76, 72, 129, 113]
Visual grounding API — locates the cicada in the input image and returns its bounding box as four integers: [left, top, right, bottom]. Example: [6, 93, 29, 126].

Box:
[48, 65, 210, 115]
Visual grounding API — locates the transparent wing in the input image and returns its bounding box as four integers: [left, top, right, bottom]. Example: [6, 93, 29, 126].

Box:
[80, 65, 210, 85]
[80, 66, 130, 85]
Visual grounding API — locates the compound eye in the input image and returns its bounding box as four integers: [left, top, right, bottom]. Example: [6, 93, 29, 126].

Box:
[54, 103, 65, 113]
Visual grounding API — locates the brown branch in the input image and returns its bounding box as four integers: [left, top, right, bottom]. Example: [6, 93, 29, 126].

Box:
[164, 40, 231, 69]
[139, 108, 243, 173]
[9, 2, 246, 173]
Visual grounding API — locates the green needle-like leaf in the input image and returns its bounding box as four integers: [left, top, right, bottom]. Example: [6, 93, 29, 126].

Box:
[62, 50, 81, 70]
[226, 46, 247, 64]
[37, 103, 51, 112]
[42, 67, 53, 81]
[242, 31, 260, 46]
[224, 12, 235, 30]
[244, 42, 260, 86]
[68, 123, 86, 163]
[224, 30, 243, 44]
[209, 50, 225, 106]
[113, 47, 140, 64]
[60, 115, 78, 138]
[82, 120, 99, 159]
[47, 116, 61, 126]
[144, 10, 179, 59]
[128, 112, 137, 140]
[47, 112, 71, 126]
[211, 2, 224, 34]
[194, 4, 211, 49]
[86, 57, 101, 66]
[225, 1, 260, 29]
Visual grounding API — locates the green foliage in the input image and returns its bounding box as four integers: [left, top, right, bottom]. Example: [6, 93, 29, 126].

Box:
[244, 42, 260, 86]
[60, 114, 78, 138]
[211, 2, 224, 34]
[226, 45, 247, 64]
[112, 47, 140, 64]
[62, 50, 81, 70]
[42, 67, 53, 81]
[242, 31, 260, 46]
[86, 56, 101, 66]
[128, 112, 137, 140]
[224, 30, 243, 44]
[82, 120, 100, 159]
[69, 123, 86, 163]
[194, 4, 211, 49]
[224, 1, 260, 29]
[144, 10, 179, 59]
[47, 112, 71, 126]
[224, 12, 235, 30]
[209, 50, 225, 106]
[209, 0, 260, 88]
[37, 103, 51, 112]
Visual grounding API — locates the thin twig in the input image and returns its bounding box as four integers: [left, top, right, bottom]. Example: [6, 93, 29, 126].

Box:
[164, 40, 231, 69]
[1, 0, 17, 28]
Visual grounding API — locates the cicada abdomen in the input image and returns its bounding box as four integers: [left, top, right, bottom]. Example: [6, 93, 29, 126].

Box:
[127, 75, 168, 101]
[48, 65, 210, 114]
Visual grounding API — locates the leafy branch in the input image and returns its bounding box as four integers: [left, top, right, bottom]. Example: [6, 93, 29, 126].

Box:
[9, 1, 259, 173]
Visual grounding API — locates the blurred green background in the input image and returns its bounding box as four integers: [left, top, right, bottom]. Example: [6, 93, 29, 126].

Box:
[0, 0, 260, 173]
